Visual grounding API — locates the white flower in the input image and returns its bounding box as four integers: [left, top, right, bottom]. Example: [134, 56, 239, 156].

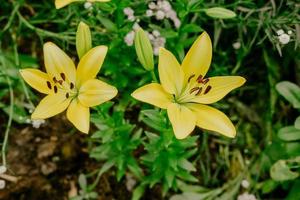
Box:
[124, 31, 135, 46]
[241, 179, 250, 188]
[233, 42, 241, 49]
[133, 23, 140, 31]
[0, 180, 5, 189]
[152, 30, 160, 37]
[0, 166, 7, 174]
[166, 9, 176, 19]
[237, 192, 256, 200]
[278, 33, 290, 44]
[154, 47, 160, 55]
[156, 10, 165, 20]
[148, 2, 156, 9]
[173, 18, 181, 28]
[161, 1, 171, 11]
[25, 118, 31, 123]
[276, 29, 284, 36]
[146, 9, 153, 17]
[84, 2, 93, 10]
[32, 119, 45, 128]
[288, 30, 292, 35]
[123, 7, 134, 16]
[128, 15, 136, 22]
[148, 33, 155, 41]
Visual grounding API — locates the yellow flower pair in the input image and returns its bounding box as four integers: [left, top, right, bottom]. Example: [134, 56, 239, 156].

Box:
[20, 32, 245, 139]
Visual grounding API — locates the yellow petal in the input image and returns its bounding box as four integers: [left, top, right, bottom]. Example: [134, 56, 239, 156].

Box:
[182, 32, 212, 83]
[19, 69, 53, 94]
[187, 104, 236, 138]
[158, 48, 184, 96]
[31, 93, 71, 119]
[167, 103, 196, 139]
[67, 99, 90, 133]
[55, 0, 74, 9]
[44, 42, 76, 84]
[131, 83, 173, 109]
[76, 46, 108, 87]
[191, 76, 246, 104]
[78, 79, 117, 107]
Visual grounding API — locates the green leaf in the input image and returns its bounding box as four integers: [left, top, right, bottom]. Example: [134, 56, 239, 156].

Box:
[132, 184, 146, 200]
[276, 81, 300, 109]
[204, 7, 236, 19]
[97, 16, 117, 32]
[295, 116, 300, 129]
[134, 28, 154, 71]
[261, 179, 278, 194]
[178, 158, 196, 172]
[181, 24, 203, 33]
[270, 158, 300, 181]
[78, 174, 87, 191]
[278, 126, 300, 141]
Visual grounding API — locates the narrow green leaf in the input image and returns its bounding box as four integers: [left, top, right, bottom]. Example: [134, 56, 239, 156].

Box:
[276, 81, 300, 108]
[278, 126, 300, 141]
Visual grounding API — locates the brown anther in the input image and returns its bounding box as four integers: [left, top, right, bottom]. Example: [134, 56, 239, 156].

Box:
[54, 86, 58, 93]
[204, 85, 212, 94]
[188, 74, 195, 83]
[196, 75, 203, 83]
[70, 82, 74, 89]
[195, 87, 202, 96]
[202, 78, 209, 85]
[58, 80, 63, 85]
[190, 87, 199, 94]
[53, 77, 57, 83]
[60, 73, 66, 81]
[66, 93, 69, 98]
[46, 81, 52, 89]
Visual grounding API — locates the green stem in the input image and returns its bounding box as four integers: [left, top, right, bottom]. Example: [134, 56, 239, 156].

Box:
[151, 70, 158, 83]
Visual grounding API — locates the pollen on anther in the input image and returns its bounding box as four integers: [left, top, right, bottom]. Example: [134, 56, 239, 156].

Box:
[188, 74, 195, 83]
[66, 93, 69, 98]
[190, 87, 199, 94]
[58, 80, 63, 85]
[195, 87, 202, 96]
[196, 75, 203, 83]
[53, 77, 57, 83]
[60, 73, 66, 81]
[54, 86, 58, 93]
[46, 81, 52, 89]
[203, 78, 209, 84]
[70, 82, 74, 89]
[204, 85, 212, 94]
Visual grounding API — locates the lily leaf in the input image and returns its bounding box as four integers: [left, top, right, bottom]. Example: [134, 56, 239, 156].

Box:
[276, 81, 300, 109]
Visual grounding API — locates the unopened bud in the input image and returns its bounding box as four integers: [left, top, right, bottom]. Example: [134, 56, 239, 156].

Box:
[76, 21, 92, 59]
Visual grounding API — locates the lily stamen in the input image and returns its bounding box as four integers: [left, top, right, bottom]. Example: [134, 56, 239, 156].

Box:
[204, 85, 212, 94]
[190, 87, 199, 94]
[46, 81, 52, 89]
[188, 74, 195, 83]
[60, 73, 66, 81]
[54, 85, 58, 93]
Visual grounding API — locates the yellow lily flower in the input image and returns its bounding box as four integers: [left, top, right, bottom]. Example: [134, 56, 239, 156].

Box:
[20, 42, 117, 133]
[55, 0, 110, 9]
[132, 32, 246, 139]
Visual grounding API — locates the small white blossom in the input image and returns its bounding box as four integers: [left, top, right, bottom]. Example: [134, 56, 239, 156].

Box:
[124, 31, 135, 46]
[0, 166, 7, 174]
[161, 1, 171, 11]
[276, 29, 284, 36]
[123, 7, 134, 16]
[32, 119, 45, 129]
[173, 18, 181, 28]
[128, 15, 136, 22]
[133, 23, 140, 31]
[233, 42, 241, 49]
[25, 118, 31, 123]
[29, 109, 33, 113]
[166, 9, 176, 19]
[154, 47, 160, 56]
[288, 30, 292, 35]
[148, 33, 155, 41]
[0, 180, 5, 189]
[237, 192, 256, 200]
[148, 2, 156, 9]
[156, 10, 165, 20]
[241, 179, 250, 188]
[146, 9, 153, 17]
[84, 2, 93, 10]
[152, 30, 160, 37]
[278, 33, 290, 44]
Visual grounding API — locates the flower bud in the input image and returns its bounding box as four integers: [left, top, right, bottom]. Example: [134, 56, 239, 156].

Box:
[205, 7, 236, 19]
[134, 28, 154, 71]
[76, 21, 92, 59]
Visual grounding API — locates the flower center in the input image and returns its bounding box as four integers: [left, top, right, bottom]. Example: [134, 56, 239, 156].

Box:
[46, 72, 77, 99]
[176, 74, 212, 103]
